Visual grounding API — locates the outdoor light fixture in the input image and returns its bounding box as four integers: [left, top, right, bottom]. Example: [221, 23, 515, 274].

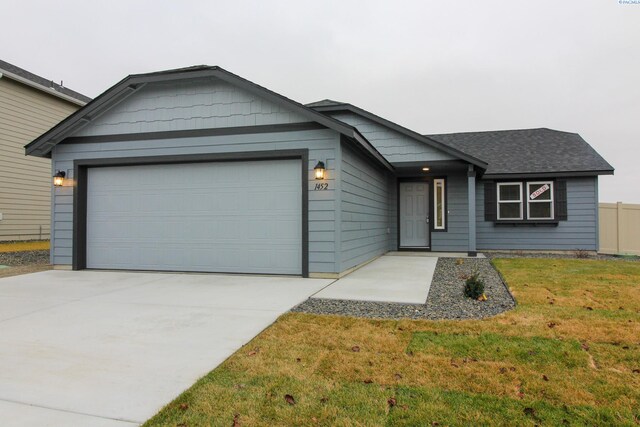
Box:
[314, 161, 326, 180]
[422, 167, 430, 172]
[53, 170, 66, 187]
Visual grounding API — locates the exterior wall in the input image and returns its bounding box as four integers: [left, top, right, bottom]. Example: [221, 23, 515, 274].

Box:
[430, 172, 470, 252]
[476, 177, 599, 250]
[0, 77, 79, 241]
[52, 128, 341, 273]
[328, 112, 456, 164]
[75, 78, 308, 137]
[339, 141, 394, 271]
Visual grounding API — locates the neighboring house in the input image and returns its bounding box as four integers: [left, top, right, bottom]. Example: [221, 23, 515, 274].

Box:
[0, 59, 90, 241]
[25, 66, 613, 276]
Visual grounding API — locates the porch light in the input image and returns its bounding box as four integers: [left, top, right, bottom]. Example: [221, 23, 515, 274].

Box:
[53, 170, 66, 187]
[314, 161, 326, 180]
[422, 167, 430, 172]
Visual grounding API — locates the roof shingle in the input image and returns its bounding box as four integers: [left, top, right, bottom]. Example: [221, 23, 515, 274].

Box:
[426, 128, 614, 176]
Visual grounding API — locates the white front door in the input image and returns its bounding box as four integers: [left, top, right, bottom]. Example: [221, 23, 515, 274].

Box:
[400, 182, 430, 248]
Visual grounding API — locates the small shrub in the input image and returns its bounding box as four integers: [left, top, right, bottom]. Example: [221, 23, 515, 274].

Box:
[464, 271, 485, 300]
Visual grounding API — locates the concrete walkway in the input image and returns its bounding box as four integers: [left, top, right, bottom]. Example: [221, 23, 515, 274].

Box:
[0, 270, 332, 426]
[313, 254, 437, 304]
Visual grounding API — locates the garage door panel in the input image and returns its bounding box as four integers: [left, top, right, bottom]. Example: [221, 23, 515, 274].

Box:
[86, 160, 302, 274]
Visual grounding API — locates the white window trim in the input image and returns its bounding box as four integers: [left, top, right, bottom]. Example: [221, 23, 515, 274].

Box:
[527, 181, 554, 220]
[497, 182, 523, 220]
[433, 178, 446, 230]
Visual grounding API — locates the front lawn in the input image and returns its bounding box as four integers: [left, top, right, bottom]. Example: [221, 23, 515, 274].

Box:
[145, 258, 640, 426]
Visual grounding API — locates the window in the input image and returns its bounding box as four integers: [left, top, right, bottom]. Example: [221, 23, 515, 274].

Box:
[485, 180, 566, 223]
[527, 181, 554, 220]
[434, 178, 445, 230]
[497, 182, 523, 220]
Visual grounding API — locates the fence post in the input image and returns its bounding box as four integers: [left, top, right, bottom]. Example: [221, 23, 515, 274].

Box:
[617, 202, 623, 254]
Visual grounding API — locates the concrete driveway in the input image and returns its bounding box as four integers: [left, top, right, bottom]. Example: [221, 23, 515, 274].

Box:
[0, 270, 332, 426]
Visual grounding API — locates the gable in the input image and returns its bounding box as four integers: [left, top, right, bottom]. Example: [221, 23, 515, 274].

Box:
[73, 77, 309, 137]
[26, 66, 391, 170]
[328, 111, 457, 164]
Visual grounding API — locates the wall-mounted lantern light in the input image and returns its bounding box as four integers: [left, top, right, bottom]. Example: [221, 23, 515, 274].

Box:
[53, 170, 66, 187]
[314, 161, 326, 180]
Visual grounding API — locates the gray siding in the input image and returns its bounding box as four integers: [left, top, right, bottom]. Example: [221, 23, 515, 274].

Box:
[431, 172, 470, 252]
[329, 111, 456, 164]
[476, 177, 598, 250]
[74, 78, 308, 137]
[52, 128, 340, 273]
[339, 142, 393, 270]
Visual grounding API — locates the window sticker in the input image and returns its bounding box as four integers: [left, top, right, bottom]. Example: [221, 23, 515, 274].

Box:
[529, 183, 550, 200]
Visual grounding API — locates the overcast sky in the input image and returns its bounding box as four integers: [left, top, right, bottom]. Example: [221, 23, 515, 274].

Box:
[4, 0, 639, 202]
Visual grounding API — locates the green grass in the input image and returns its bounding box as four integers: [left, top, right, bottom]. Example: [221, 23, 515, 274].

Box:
[390, 387, 637, 426]
[407, 331, 586, 368]
[144, 258, 640, 426]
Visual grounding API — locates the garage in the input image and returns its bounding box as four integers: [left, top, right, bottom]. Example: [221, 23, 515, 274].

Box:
[84, 159, 303, 275]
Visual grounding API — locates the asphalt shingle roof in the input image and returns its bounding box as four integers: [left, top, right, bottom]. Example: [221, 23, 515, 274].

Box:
[0, 59, 91, 104]
[426, 128, 614, 176]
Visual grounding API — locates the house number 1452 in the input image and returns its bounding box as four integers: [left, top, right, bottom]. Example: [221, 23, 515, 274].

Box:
[314, 183, 329, 190]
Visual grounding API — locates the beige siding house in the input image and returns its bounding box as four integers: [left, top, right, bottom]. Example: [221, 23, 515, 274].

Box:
[0, 60, 90, 241]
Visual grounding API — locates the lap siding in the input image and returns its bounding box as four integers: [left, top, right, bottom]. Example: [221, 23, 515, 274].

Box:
[476, 177, 598, 251]
[51, 128, 341, 274]
[339, 142, 393, 271]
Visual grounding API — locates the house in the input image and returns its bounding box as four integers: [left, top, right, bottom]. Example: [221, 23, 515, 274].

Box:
[25, 66, 613, 277]
[0, 59, 90, 241]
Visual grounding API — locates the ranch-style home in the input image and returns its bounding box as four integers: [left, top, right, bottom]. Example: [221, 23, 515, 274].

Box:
[25, 66, 613, 278]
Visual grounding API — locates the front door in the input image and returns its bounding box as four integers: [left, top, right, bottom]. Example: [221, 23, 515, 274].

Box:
[399, 182, 430, 248]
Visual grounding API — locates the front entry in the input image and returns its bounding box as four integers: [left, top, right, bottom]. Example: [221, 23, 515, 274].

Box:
[399, 182, 430, 248]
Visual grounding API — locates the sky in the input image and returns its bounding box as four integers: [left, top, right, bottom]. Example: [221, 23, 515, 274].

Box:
[4, 0, 639, 202]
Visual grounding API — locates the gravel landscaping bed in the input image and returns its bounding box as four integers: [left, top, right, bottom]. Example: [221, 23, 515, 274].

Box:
[0, 250, 50, 266]
[292, 258, 516, 320]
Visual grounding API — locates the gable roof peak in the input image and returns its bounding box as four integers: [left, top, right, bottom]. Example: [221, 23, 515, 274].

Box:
[305, 99, 345, 108]
[310, 100, 488, 169]
[24, 66, 392, 171]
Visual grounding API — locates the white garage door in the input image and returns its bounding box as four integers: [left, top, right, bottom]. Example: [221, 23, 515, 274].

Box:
[86, 159, 302, 274]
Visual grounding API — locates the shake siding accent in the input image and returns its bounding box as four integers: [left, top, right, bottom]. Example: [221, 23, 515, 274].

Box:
[0, 78, 79, 241]
[339, 142, 392, 270]
[52, 129, 341, 273]
[328, 112, 456, 163]
[476, 177, 598, 250]
[430, 172, 469, 252]
[74, 79, 308, 137]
